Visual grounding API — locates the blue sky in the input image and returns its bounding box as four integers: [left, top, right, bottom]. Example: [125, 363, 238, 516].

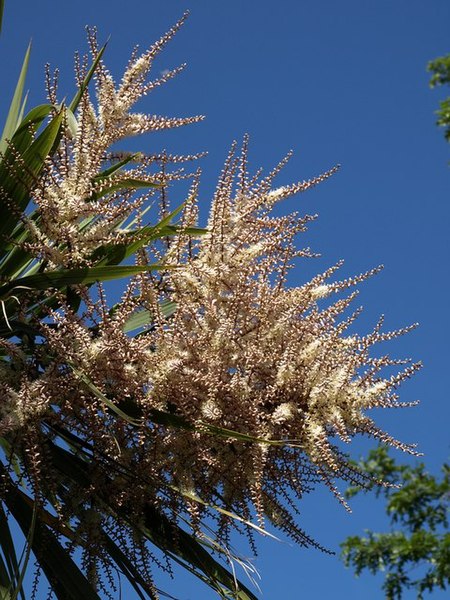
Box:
[1, 0, 449, 598]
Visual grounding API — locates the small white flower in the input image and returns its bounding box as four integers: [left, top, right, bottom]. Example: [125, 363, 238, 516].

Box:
[266, 186, 286, 201]
[272, 402, 295, 424]
[311, 284, 330, 300]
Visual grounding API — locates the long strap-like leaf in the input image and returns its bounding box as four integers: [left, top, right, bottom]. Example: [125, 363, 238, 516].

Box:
[1, 468, 102, 600]
[0, 43, 31, 155]
[68, 43, 107, 114]
[0, 263, 167, 298]
[0, 505, 25, 600]
[0, 109, 64, 253]
[47, 442, 258, 600]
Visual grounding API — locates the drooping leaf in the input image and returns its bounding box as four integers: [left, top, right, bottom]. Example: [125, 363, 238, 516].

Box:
[147, 408, 297, 448]
[138, 503, 258, 600]
[101, 533, 164, 600]
[1, 469, 101, 600]
[10, 499, 37, 600]
[46, 443, 258, 600]
[0, 318, 42, 340]
[0, 506, 25, 600]
[70, 365, 142, 426]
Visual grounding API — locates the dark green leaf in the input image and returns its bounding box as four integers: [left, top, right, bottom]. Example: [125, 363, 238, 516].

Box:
[46, 442, 258, 600]
[1, 468, 101, 600]
[101, 533, 156, 600]
[139, 503, 258, 600]
[0, 506, 25, 600]
[0, 264, 166, 298]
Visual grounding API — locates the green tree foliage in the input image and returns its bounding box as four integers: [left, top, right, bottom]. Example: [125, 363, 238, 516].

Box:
[428, 54, 450, 142]
[341, 53, 450, 600]
[341, 446, 450, 599]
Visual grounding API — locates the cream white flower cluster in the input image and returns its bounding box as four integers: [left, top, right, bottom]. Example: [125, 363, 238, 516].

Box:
[23, 13, 203, 268]
[140, 140, 420, 536]
[34, 138, 420, 549]
[0, 15, 420, 590]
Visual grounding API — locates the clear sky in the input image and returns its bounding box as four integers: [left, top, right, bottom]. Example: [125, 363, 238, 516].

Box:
[1, 1, 449, 598]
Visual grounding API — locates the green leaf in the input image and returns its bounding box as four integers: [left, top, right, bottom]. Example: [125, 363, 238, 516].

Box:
[147, 408, 297, 448]
[172, 487, 279, 542]
[1, 104, 53, 159]
[138, 503, 258, 600]
[0, 213, 40, 281]
[0, 108, 64, 253]
[70, 365, 142, 426]
[0, 43, 31, 155]
[93, 153, 141, 181]
[101, 534, 157, 600]
[0, 247, 36, 282]
[91, 203, 187, 267]
[0, 264, 166, 298]
[9, 500, 36, 600]
[0, 506, 25, 600]
[122, 299, 177, 333]
[89, 177, 160, 202]
[16, 93, 28, 127]
[0, 1, 4, 35]
[0, 563, 13, 600]
[46, 442, 258, 600]
[1, 468, 101, 600]
[68, 43, 107, 113]
[0, 319, 41, 340]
